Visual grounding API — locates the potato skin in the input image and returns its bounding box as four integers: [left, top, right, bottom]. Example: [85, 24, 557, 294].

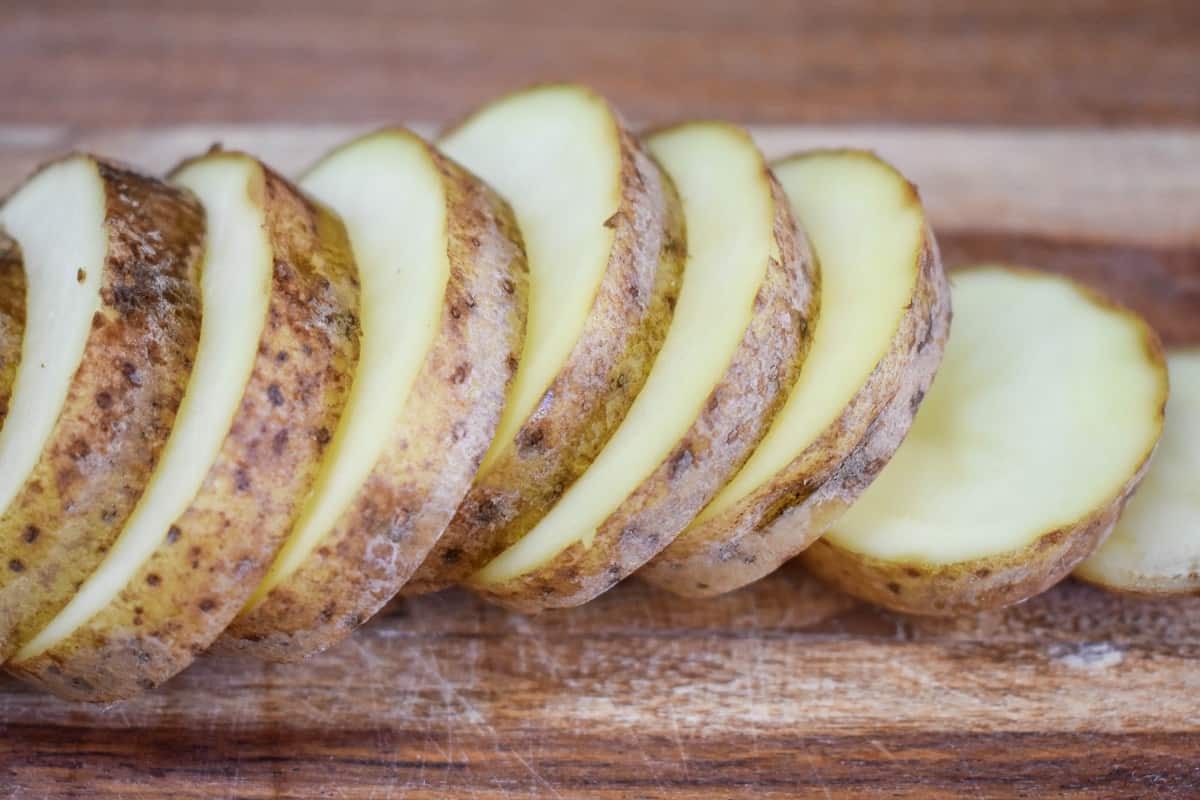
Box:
[472, 172, 819, 612]
[221, 144, 528, 661]
[800, 285, 1168, 616]
[642, 219, 950, 598]
[8, 157, 362, 700]
[404, 122, 685, 595]
[0, 157, 204, 661]
[0, 234, 24, 425]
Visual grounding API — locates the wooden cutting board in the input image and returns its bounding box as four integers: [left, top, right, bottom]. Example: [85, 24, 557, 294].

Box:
[1, 126, 1198, 799]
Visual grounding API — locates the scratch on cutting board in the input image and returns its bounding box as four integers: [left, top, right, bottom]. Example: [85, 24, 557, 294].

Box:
[1049, 641, 1125, 670]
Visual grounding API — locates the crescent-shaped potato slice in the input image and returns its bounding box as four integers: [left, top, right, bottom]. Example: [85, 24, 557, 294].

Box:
[643, 150, 949, 597]
[469, 122, 817, 611]
[223, 129, 527, 660]
[8, 153, 361, 700]
[0, 155, 204, 660]
[1076, 349, 1200, 595]
[802, 267, 1167, 615]
[404, 84, 685, 595]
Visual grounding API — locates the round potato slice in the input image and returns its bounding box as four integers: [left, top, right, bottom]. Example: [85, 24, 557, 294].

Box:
[405, 84, 684, 594]
[0, 155, 204, 660]
[223, 129, 528, 661]
[643, 150, 949, 597]
[8, 153, 361, 701]
[469, 122, 817, 611]
[1075, 349, 1200, 595]
[801, 266, 1167, 615]
[0, 235, 24, 426]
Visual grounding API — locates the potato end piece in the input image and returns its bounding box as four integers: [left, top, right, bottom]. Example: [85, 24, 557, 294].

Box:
[471, 169, 818, 612]
[801, 267, 1167, 616]
[405, 123, 685, 596]
[222, 145, 527, 661]
[8, 158, 362, 699]
[0, 157, 204, 661]
[645, 225, 949, 597]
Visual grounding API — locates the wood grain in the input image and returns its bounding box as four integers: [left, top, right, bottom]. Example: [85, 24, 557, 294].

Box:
[3, 0, 1199, 126]
[1, 126, 1199, 797]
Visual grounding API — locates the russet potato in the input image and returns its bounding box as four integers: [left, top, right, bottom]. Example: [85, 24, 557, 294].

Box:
[7, 153, 361, 701]
[406, 85, 685, 595]
[223, 129, 528, 661]
[802, 267, 1167, 615]
[0, 155, 205, 662]
[643, 150, 949, 598]
[468, 122, 818, 611]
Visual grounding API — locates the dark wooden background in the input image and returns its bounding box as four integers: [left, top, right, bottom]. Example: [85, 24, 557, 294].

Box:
[2, 2, 1200, 798]
[3, 0, 1199, 127]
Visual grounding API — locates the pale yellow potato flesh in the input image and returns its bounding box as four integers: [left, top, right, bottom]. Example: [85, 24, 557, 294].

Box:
[692, 151, 922, 526]
[244, 131, 449, 606]
[439, 84, 621, 476]
[0, 157, 106, 518]
[1076, 349, 1200, 594]
[475, 123, 776, 584]
[826, 267, 1165, 565]
[14, 157, 273, 660]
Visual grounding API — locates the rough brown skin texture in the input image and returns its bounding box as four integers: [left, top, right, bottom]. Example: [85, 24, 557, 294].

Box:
[221, 143, 528, 662]
[471, 171, 819, 612]
[0, 157, 204, 661]
[801, 276, 1168, 616]
[6, 155, 362, 700]
[404, 121, 686, 595]
[643, 219, 951, 598]
[0, 234, 24, 424]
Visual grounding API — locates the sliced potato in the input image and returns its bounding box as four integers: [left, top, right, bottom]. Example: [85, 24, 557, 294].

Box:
[405, 84, 684, 594]
[0, 235, 24, 425]
[801, 267, 1167, 615]
[469, 122, 817, 611]
[7, 153, 361, 700]
[0, 156, 204, 659]
[1076, 349, 1199, 595]
[223, 129, 527, 660]
[643, 150, 949, 597]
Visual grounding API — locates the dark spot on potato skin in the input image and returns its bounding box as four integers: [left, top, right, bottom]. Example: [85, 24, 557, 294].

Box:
[275, 350, 288, 363]
[235, 469, 251, 492]
[120, 361, 141, 386]
[267, 383, 285, 406]
[442, 547, 462, 565]
[905, 567, 922, 578]
[518, 426, 545, 455]
[603, 211, 622, 229]
[95, 391, 113, 410]
[975, 567, 992, 578]
[198, 598, 217, 613]
[472, 498, 501, 525]
[165, 525, 181, 544]
[451, 362, 471, 384]
[67, 438, 91, 460]
[23, 526, 39, 544]
[315, 426, 332, 446]
[910, 388, 927, 415]
[145, 573, 161, 586]
[8, 559, 24, 572]
[668, 447, 693, 480]
[272, 428, 289, 456]
[886, 581, 902, 595]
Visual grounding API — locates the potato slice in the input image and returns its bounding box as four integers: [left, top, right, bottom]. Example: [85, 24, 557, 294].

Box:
[0, 156, 204, 660]
[1076, 349, 1199, 595]
[405, 84, 684, 594]
[6, 153, 361, 700]
[223, 130, 527, 660]
[642, 150, 949, 597]
[0, 235, 24, 425]
[802, 267, 1167, 615]
[469, 122, 817, 611]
